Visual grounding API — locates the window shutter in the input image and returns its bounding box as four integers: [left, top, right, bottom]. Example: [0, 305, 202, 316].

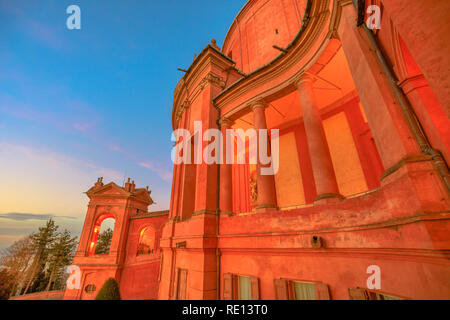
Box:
[158, 253, 163, 282]
[172, 269, 179, 300]
[273, 279, 289, 300]
[348, 287, 369, 300]
[367, 291, 379, 300]
[223, 273, 234, 300]
[250, 276, 260, 300]
[178, 269, 187, 300]
[314, 283, 331, 300]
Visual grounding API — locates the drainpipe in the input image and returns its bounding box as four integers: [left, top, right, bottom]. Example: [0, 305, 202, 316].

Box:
[213, 100, 222, 300]
[353, 0, 450, 193]
[211, 66, 235, 300]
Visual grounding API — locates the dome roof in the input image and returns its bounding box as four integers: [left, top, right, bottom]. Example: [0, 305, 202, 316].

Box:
[222, 0, 308, 73]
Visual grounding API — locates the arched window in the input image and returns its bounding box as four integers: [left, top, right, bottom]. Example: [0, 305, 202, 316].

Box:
[89, 216, 115, 255]
[137, 227, 154, 256]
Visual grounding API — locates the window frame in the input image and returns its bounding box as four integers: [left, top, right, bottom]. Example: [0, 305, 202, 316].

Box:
[274, 278, 331, 300]
[223, 273, 260, 300]
[348, 287, 406, 300]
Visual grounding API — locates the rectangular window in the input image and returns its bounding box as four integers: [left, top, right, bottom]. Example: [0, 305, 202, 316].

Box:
[348, 287, 404, 300]
[274, 279, 330, 300]
[176, 268, 187, 300]
[223, 273, 259, 300]
[292, 281, 316, 300]
[238, 276, 251, 300]
[376, 293, 402, 300]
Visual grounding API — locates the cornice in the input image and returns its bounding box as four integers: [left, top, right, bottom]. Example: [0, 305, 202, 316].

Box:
[172, 45, 235, 129]
[171, 0, 351, 127]
[199, 72, 226, 90]
[130, 210, 170, 220]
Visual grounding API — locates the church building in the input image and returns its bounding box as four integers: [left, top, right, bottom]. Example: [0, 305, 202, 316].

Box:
[64, 0, 450, 300]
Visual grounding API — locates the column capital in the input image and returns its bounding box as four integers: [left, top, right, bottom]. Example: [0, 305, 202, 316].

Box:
[219, 117, 234, 128]
[248, 98, 268, 111]
[294, 72, 315, 88]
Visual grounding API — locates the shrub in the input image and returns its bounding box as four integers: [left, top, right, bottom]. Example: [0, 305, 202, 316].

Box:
[95, 278, 121, 300]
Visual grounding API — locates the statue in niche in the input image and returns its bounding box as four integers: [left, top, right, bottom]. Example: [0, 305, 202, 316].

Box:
[250, 175, 257, 204]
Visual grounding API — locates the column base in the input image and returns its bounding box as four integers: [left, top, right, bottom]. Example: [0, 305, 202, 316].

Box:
[256, 204, 278, 213]
[314, 193, 344, 205]
[220, 209, 235, 216]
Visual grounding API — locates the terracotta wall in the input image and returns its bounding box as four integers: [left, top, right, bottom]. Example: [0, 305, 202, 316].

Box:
[120, 214, 168, 300]
[161, 0, 450, 301]
[218, 177, 450, 300]
[222, 0, 307, 73]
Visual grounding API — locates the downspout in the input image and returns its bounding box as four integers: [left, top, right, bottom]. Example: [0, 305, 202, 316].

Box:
[212, 66, 235, 300]
[213, 99, 222, 300]
[353, 0, 450, 193]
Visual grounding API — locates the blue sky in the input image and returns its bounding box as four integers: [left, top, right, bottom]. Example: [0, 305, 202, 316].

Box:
[0, 0, 246, 250]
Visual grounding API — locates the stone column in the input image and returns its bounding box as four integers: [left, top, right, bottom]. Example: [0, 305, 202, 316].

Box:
[250, 100, 277, 211]
[337, 3, 421, 171]
[380, 0, 450, 117]
[295, 73, 342, 202]
[219, 117, 234, 214]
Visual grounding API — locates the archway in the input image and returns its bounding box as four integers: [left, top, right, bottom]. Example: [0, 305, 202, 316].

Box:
[89, 215, 115, 255]
[137, 227, 155, 255]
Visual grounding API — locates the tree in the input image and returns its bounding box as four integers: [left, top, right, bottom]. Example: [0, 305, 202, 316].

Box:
[95, 278, 121, 300]
[23, 219, 58, 294]
[30, 270, 49, 293]
[0, 219, 79, 296]
[0, 236, 34, 296]
[0, 269, 13, 300]
[45, 230, 77, 291]
[95, 228, 113, 255]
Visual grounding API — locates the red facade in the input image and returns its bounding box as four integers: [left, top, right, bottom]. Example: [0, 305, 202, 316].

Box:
[63, 179, 168, 300]
[65, 0, 450, 300]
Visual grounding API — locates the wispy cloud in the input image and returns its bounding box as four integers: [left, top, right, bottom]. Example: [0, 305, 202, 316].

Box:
[0, 94, 171, 184]
[0, 213, 77, 221]
[0, 93, 101, 135]
[138, 161, 172, 182]
[103, 141, 172, 183]
[0, 142, 124, 182]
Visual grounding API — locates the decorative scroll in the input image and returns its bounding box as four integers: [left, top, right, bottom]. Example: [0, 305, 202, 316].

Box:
[175, 100, 190, 124]
[199, 72, 226, 90]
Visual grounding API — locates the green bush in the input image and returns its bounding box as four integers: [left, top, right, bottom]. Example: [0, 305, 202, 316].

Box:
[95, 278, 121, 300]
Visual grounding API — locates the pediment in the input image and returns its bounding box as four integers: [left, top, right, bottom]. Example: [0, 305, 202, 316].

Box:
[86, 182, 153, 205]
[86, 182, 130, 197]
[133, 188, 154, 204]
